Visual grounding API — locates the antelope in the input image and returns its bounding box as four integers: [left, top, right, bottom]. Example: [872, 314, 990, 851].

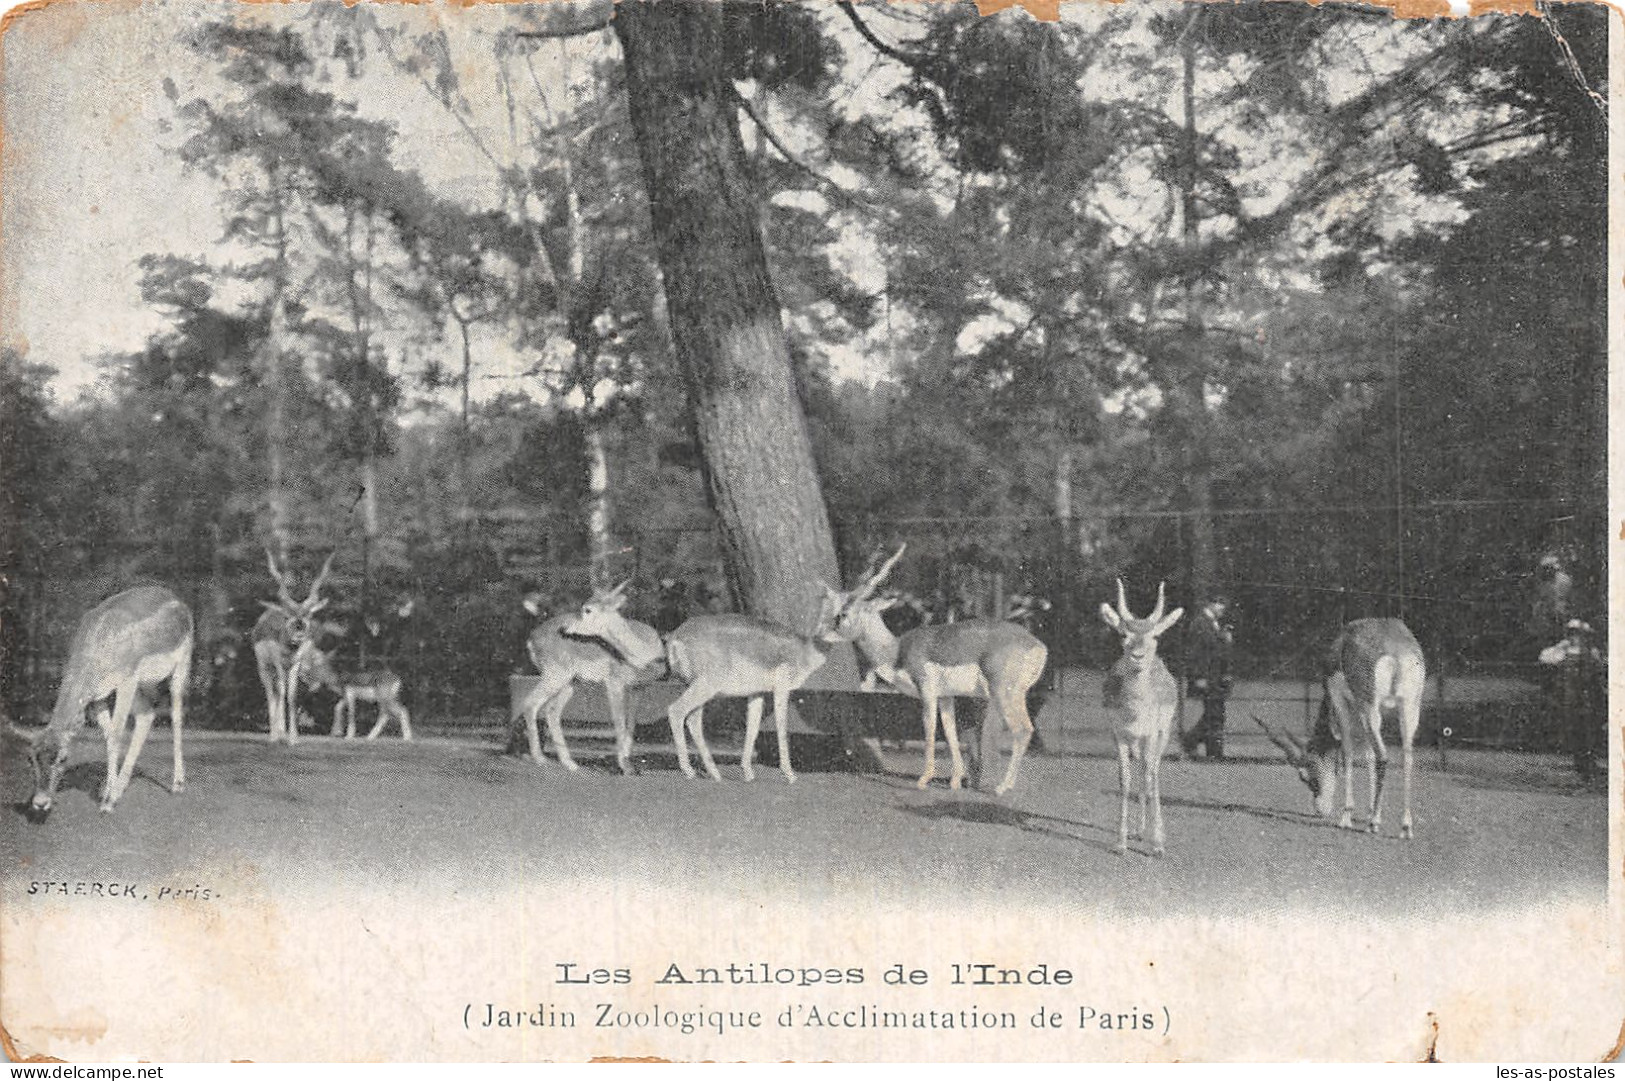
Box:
[12, 586, 193, 820]
[302, 645, 413, 741]
[1254, 617, 1425, 839]
[1099, 580, 1183, 856]
[563, 587, 843, 783]
[252, 551, 334, 744]
[516, 581, 665, 774]
[824, 545, 1048, 795]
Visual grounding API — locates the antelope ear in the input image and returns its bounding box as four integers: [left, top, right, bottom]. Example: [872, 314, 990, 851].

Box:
[1099, 603, 1123, 631]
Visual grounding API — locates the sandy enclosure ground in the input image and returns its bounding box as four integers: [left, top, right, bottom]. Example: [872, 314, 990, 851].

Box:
[0, 716, 1615, 1063]
[1, 724, 1607, 912]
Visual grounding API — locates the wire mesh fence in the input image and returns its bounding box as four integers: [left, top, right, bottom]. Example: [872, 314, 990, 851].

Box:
[2, 498, 1599, 753]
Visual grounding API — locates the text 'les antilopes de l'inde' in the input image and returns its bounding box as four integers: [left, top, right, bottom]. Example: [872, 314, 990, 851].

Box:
[1100, 580, 1183, 857]
[12, 587, 193, 820]
[252, 551, 333, 745]
[1255, 617, 1425, 839]
[823, 544, 1048, 795]
[564, 585, 841, 783]
[516, 581, 664, 775]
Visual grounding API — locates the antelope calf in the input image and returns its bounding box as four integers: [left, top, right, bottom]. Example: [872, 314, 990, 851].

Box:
[1099, 581, 1183, 856]
[12, 586, 193, 820]
[517, 581, 665, 774]
[1255, 617, 1425, 838]
[302, 646, 413, 741]
[824, 545, 1048, 795]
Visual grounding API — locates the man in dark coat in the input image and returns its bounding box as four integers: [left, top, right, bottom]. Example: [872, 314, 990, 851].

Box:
[1182, 597, 1235, 759]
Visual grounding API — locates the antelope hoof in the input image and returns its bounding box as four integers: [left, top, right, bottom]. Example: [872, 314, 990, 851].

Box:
[562, 761, 581, 774]
[915, 775, 933, 790]
[25, 804, 51, 825]
[1338, 812, 1354, 830]
[1152, 845, 1165, 858]
[1400, 822, 1414, 841]
[742, 768, 756, 783]
[170, 781, 185, 795]
[783, 771, 796, 785]
[98, 798, 115, 814]
[948, 776, 963, 791]
[1114, 841, 1128, 857]
[994, 780, 1013, 796]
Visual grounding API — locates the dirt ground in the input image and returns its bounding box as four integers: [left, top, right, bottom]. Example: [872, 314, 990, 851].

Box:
[1, 714, 1609, 917]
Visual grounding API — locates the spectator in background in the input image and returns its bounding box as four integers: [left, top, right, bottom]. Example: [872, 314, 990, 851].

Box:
[1539, 618, 1605, 783]
[1183, 596, 1235, 760]
[1529, 553, 1575, 646]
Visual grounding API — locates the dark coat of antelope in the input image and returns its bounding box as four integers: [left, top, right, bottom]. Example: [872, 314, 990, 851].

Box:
[13, 586, 193, 820]
[1099, 580, 1183, 857]
[824, 545, 1048, 795]
[1254, 617, 1426, 839]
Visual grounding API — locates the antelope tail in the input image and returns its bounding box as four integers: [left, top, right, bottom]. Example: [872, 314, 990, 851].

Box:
[1373, 654, 1403, 712]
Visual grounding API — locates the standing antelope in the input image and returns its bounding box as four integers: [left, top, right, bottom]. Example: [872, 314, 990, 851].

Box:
[825, 545, 1048, 795]
[1254, 617, 1425, 839]
[302, 645, 413, 741]
[252, 551, 333, 745]
[564, 588, 843, 783]
[14, 586, 193, 819]
[516, 581, 665, 774]
[1099, 580, 1183, 856]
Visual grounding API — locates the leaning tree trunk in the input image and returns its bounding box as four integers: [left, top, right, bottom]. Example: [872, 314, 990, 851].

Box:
[615, 1, 849, 654]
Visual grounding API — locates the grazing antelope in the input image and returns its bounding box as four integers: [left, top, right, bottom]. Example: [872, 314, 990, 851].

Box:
[564, 588, 843, 783]
[825, 545, 1048, 795]
[1099, 580, 1183, 856]
[302, 646, 413, 741]
[252, 551, 334, 745]
[517, 581, 665, 774]
[12, 586, 193, 820]
[1254, 617, 1425, 839]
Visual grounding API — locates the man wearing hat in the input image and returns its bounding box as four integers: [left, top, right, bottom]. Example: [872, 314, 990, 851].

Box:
[1539, 618, 1605, 782]
[1183, 596, 1236, 759]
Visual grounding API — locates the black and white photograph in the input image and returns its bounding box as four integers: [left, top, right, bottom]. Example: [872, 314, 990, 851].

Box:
[0, 0, 1617, 1063]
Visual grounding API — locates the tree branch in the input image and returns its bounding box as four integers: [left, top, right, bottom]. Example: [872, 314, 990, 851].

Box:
[512, 0, 615, 43]
[729, 86, 873, 214]
[835, 1, 929, 70]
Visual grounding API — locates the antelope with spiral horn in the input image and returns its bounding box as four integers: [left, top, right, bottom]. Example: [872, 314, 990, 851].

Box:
[1099, 580, 1183, 856]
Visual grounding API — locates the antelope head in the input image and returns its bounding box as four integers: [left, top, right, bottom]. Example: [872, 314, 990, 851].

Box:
[1099, 579, 1183, 669]
[263, 550, 336, 641]
[822, 544, 906, 644]
[1253, 709, 1338, 819]
[563, 580, 665, 669]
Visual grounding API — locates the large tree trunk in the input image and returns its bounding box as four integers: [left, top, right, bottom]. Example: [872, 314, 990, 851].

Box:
[614, 1, 848, 653]
[1178, 13, 1216, 607]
